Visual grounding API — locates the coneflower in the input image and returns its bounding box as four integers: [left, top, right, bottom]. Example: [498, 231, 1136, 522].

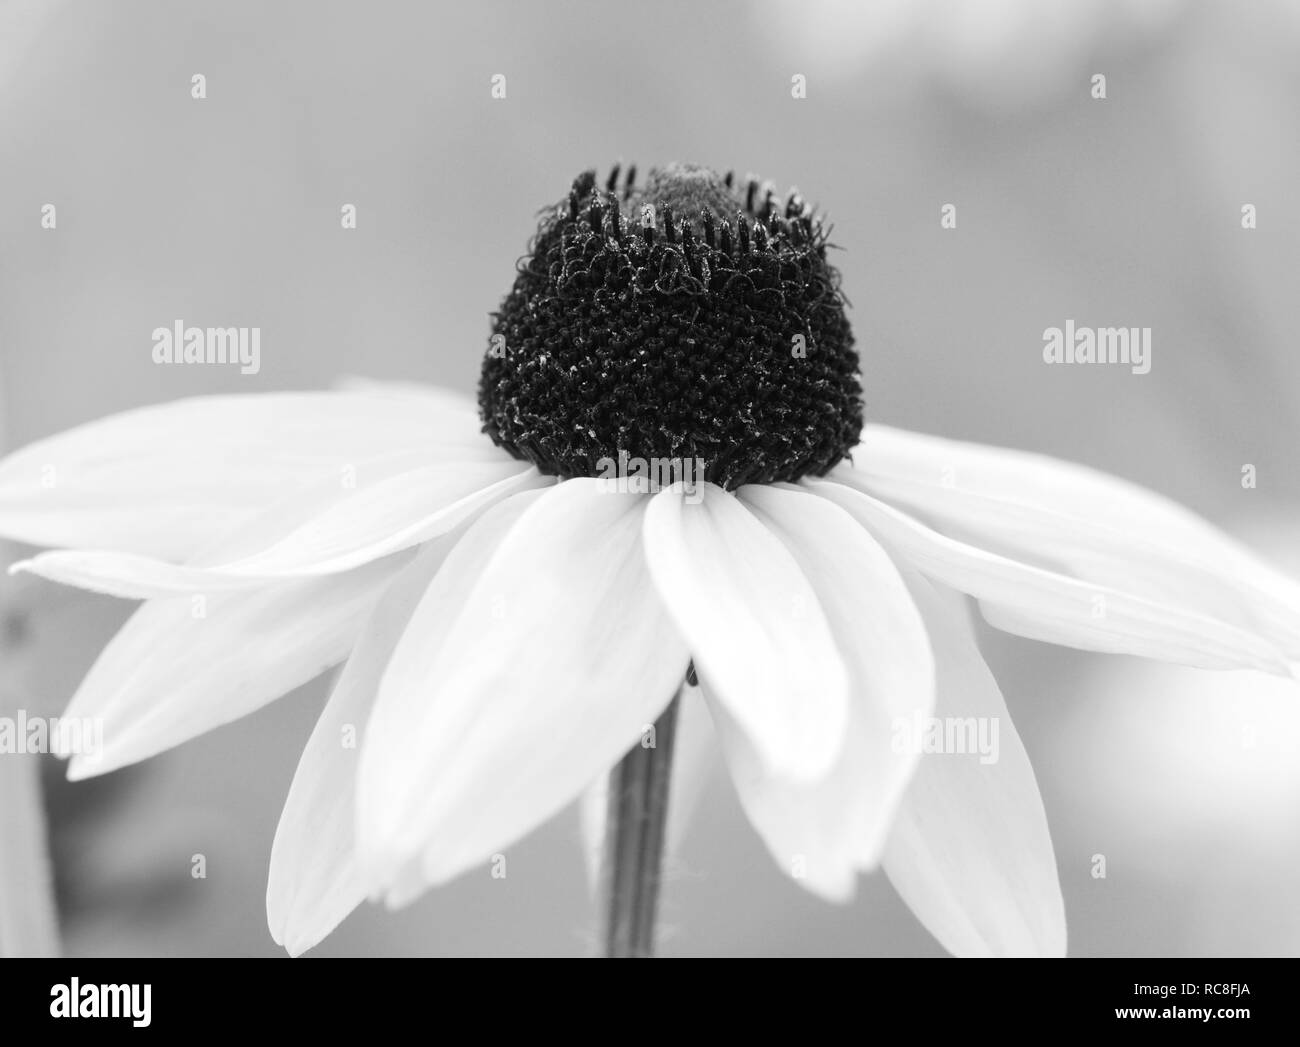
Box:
[1, 163, 1296, 958]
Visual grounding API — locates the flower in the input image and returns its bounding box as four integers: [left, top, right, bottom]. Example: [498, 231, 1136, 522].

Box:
[2, 164, 1297, 958]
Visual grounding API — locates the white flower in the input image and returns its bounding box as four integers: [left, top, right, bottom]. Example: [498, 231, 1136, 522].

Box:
[1, 381, 1296, 956]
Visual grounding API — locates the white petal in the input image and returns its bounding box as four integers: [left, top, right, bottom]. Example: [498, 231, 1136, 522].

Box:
[268, 539, 456, 956]
[9, 459, 545, 598]
[706, 484, 933, 898]
[333, 375, 472, 403]
[61, 554, 408, 778]
[580, 680, 717, 893]
[358, 481, 689, 894]
[812, 476, 1292, 676]
[10, 549, 266, 599]
[642, 483, 850, 782]
[212, 461, 544, 578]
[0, 391, 500, 559]
[849, 426, 1300, 659]
[882, 572, 1067, 958]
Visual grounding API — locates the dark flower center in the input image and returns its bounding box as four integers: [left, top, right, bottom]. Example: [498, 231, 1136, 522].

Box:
[478, 163, 863, 489]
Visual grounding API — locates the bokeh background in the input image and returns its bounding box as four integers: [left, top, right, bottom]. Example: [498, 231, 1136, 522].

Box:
[2, 0, 1299, 956]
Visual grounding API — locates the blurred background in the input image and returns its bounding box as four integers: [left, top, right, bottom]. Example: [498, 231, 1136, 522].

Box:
[1, 0, 1299, 956]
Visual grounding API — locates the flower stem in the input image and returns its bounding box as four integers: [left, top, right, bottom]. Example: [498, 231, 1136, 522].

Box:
[0, 371, 60, 957]
[600, 689, 681, 958]
[0, 748, 60, 957]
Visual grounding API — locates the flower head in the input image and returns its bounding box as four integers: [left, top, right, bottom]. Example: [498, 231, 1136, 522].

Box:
[1, 164, 1297, 958]
[480, 163, 862, 488]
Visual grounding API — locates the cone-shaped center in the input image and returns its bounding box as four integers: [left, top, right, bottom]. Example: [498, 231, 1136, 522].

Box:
[478, 163, 863, 489]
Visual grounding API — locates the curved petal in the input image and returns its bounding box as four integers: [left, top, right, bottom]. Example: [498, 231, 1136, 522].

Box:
[268, 538, 457, 956]
[0, 391, 500, 559]
[882, 572, 1067, 958]
[60, 553, 408, 778]
[10, 548, 267, 600]
[848, 426, 1300, 659]
[642, 483, 850, 782]
[811, 477, 1292, 676]
[358, 481, 689, 895]
[707, 484, 933, 898]
[210, 462, 543, 579]
[333, 375, 470, 402]
[10, 460, 545, 597]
